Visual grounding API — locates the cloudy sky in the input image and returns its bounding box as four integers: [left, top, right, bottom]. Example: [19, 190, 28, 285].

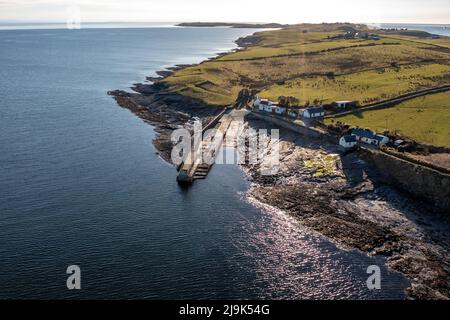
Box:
[0, 0, 449, 24]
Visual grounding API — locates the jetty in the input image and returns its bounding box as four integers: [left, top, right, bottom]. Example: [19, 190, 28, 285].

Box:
[177, 109, 249, 184]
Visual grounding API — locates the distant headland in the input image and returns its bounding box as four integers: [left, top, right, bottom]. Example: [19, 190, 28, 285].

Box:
[176, 22, 287, 28]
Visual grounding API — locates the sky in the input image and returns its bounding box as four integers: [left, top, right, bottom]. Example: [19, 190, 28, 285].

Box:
[0, 0, 449, 24]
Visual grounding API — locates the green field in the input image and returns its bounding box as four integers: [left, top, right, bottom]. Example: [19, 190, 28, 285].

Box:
[161, 23, 450, 146]
[260, 63, 450, 105]
[163, 23, 450, 106]
[217, 38, 386, 61]
[326, 91, 450, 147]
[380, 34, 450, 49]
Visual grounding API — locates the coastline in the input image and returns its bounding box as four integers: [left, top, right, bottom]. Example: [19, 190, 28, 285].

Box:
[241, 116, 449, 299]
[109, 30, 263, 161]
[176, 22, 288, 28]
[110, 27, 450, 300]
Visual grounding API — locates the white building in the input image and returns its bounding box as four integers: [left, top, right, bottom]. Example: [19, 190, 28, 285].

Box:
[339, 135, 358, 149]
[253, 96, 262, 108]
[275, 106, 286, 115]
[335, 101, 355, 109]
[257, 99, 271, 112]
[287, 110, 298, 118]
[303, 106, 325, 119]
[263, 102, 273, 113]
[351, 128, 390, 147]
[351, 128, 376, 144]
[255, 98, 277, 113]
[373, 134, 390, 146]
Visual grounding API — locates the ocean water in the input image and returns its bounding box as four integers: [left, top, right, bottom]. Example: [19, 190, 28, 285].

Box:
[375, 23, 450, 36]
[0, 26, 409, 299]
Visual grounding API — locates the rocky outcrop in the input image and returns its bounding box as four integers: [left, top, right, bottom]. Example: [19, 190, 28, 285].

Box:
[235, 34, 263, 47]
[242, 120, 450, 299]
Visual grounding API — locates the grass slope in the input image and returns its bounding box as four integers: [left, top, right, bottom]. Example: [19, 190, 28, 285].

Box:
[260, 63, 450, 105]
[163, 23, 450, 107]
[326, 91, 450, 147]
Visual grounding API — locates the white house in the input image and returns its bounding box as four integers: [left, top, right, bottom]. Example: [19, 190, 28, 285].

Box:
[253, 96, 262, 108]
[373, 134, 390, 146]
[339, 135, 358, 149]
[254, 97, 272, 109]
[287, 110, 298, 118]
[263, 102, 274, 113]
[257, 99, 272, 112]
[351, 128, 390, 147]
[351, 128, 376, 144]
[394, 139, 405, 147]
[275, 106, 286, 115]
[303, 106, 325, 119]
[335, 101, 355, 109]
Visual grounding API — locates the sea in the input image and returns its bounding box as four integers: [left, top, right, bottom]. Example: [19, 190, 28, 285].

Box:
[375, 23, 450, 36]
[0, 22, 434, 299]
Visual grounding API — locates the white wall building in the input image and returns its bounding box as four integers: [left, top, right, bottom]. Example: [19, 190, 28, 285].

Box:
[263, 102, 273, 113]
[373, 134, 390, 146]
[339, 135, 357, 149]
[253, 96, 261, 108]
[335, 101, 355, 109]
[351, 128, 390, 147]
[287, 110, 298, 118]
[275, 106, 286, 115]
[303, 106, 325, 119]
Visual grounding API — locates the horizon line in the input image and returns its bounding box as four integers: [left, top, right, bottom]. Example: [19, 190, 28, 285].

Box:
[1, 20, 449, 26]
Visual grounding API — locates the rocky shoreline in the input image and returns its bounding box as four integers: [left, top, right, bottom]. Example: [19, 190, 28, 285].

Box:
[109, 32, 262, 160]
[109, 33, 450, 300]
[242, 118, 450, 299]
[110, 87, 222, 162]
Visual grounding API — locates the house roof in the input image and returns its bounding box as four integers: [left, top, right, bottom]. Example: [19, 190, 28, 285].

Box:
[336, 101, 354, 104]
[342, 135, 357, 143]
[373, 134, 388, 142]
[305, 106, 324, 114]
[352, 128, 375, 139]
[352, 129, 389, 142]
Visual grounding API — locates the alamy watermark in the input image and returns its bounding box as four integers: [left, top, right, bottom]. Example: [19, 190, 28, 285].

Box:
[66, 5, 81, 29]
[366, 265, 381, 290]
[66, 265, 81, 290]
